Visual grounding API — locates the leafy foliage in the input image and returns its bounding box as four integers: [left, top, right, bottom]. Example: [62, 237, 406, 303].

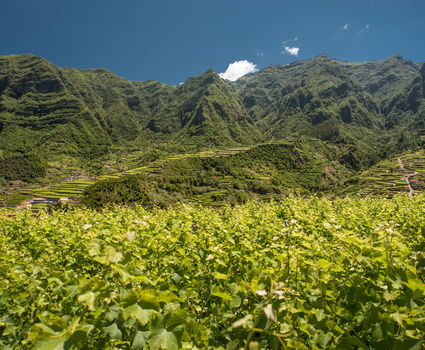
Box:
[1, 196, 425, 348]
[0, 154, 47, 182]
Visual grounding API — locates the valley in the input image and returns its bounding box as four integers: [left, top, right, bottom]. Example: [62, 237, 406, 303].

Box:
[1, 53, 425, 349]
[1, 53, 424, 199]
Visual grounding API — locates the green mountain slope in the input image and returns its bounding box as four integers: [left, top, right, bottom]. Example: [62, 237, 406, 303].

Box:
[234, 55, 388, 168]
[235, 55, 380, 128]
[383, 62, 425, 130]
[341, 54, 421, 102]
[134, 69, 261, 147]
[0, 54, 153, 158]
[0, 55, 260, 163]
[234, 54, 425, 138]
[1, 53, 425, 189]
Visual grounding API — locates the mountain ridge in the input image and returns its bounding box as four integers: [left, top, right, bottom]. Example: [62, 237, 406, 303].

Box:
[0, 53, 424, 184]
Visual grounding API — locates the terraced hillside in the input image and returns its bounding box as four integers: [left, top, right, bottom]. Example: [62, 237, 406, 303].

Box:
[3, 146, 254, 210]
[4, 142, 425, 212]
[79, 138, 356, 209]
[340, 150, 425, 196]
[1, 138, 354, 210]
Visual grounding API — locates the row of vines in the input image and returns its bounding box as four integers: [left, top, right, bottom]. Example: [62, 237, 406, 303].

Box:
[1, 195, 425, 349]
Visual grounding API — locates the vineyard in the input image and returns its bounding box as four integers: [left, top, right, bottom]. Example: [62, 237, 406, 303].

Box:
[1, 196, 425, 349]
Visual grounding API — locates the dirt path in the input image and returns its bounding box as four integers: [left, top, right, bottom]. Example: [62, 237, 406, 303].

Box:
[398, 158, 418, 197]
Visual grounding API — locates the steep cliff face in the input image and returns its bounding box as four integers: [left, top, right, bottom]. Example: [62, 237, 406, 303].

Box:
[233, 55, 382, 150]
[341, 54, 420, 101]
[381, 62, 425, 130]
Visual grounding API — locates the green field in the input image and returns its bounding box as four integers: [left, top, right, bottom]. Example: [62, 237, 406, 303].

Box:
[1, 195, 424, 349]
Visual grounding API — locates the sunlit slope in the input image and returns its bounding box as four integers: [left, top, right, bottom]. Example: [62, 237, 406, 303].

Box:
[340, 150, 425, 196]
[1, 196, 425, 348]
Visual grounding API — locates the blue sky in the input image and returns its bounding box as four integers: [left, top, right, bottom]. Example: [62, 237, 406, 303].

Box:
[1, 0, 424, 84]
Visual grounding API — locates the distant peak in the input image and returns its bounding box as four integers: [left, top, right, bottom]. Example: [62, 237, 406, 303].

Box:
[183, 68, 221, 88]
[204, 68, 216, 75]
[387, 54, 403, 61]
[314, 54, 331, 60]
[85, 67, 110, 73]
[0, 53, 57, 71]
[194, 68, 219, 80]
[199, 69, 221, 86]
[199, 68, 220, 81]
[0, 53, 45, 63]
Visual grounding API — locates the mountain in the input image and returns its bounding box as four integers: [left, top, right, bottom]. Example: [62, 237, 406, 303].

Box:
[234, 54, 424, 135]
[133, 69, 261, 146]
[234, 55, 382, 155]
[0, 54, 151, 158]
[0, 54, 259, 163]
[341, 54, 421, 101]
[0, 53, 424, 182]
[383, 61, 425, 130]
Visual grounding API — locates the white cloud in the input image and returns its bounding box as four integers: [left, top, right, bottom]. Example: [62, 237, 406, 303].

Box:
[358, 24, 371, 34]
[281, 38, 300, 56]
[284, 46, 299, 56]
[219, 60, 258, 81]
[341, 23, 349, 31]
